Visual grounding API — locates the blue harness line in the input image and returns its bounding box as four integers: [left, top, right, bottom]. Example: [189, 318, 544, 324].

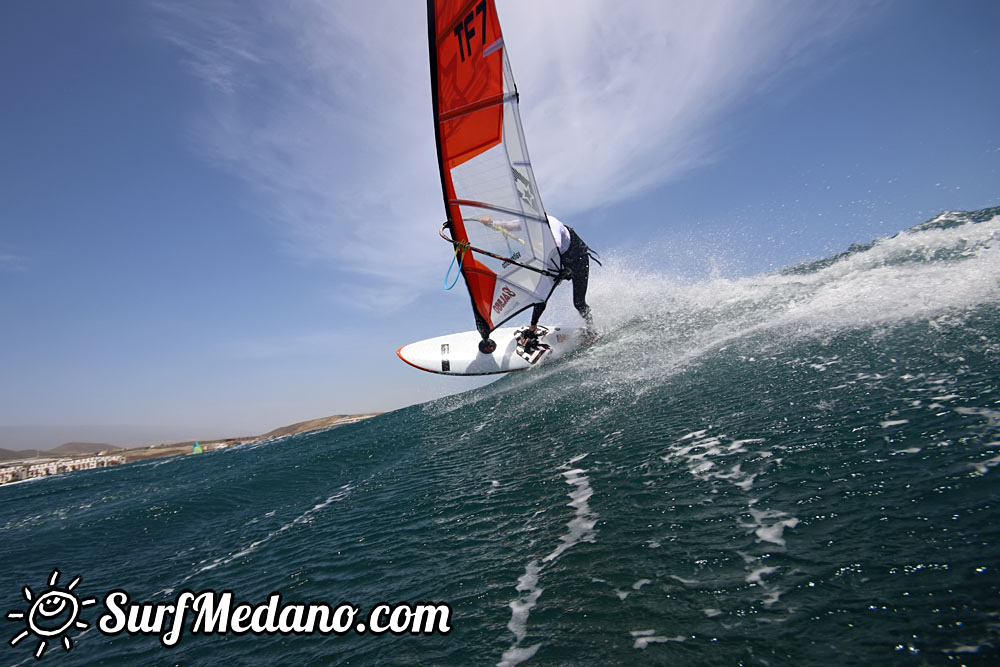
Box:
[444, 241, 469, 290]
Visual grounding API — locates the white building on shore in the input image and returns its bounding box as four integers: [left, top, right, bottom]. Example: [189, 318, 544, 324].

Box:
[0, 454, 126, 485]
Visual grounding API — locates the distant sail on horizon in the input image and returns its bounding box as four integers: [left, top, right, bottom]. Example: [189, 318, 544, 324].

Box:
[427, 0, 563, 338]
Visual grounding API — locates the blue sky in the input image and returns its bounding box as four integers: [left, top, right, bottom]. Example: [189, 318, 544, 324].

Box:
[2, 0, 998, 448]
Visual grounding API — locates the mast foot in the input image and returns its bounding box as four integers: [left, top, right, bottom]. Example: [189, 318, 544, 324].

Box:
[478, 338, 497, 354]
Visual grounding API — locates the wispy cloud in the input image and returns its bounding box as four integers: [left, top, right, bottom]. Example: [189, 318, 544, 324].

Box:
[155, 0, 873, 309]
[0, 247, 29, 272]
[503, 0, 874, 213]
[156, 1, 441, 309]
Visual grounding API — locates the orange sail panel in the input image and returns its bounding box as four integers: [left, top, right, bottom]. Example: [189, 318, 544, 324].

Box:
[428, 0, 562, 333]
[434, 0, 504, 169]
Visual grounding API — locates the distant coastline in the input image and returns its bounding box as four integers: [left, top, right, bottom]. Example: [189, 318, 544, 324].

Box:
[0, 413, 380, 485]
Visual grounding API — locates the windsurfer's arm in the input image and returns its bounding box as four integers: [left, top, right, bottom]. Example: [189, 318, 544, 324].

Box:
[472, 216, 525, 245]
[476, 216, 521, 232]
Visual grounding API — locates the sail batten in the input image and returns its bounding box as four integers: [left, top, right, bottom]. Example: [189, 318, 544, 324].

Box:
[451, 200, 548, 223]
[428, 0, 561, 335]
[438, 92, 516, 123]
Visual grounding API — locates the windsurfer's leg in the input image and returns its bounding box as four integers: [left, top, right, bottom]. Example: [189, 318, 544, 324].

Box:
[518, 303, 545, 350]
[530, 303, 545, 327]
[565, 242, 593, 327]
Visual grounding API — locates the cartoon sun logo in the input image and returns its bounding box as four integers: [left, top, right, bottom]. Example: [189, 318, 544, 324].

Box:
[7, 569, 97, 659]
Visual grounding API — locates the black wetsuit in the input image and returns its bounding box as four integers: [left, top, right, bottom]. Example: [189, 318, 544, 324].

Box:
[471, 223, 595, 351]
[530, 226, 593, 328]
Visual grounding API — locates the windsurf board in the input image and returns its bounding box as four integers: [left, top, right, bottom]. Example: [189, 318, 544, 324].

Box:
[397, 325, 588, 376]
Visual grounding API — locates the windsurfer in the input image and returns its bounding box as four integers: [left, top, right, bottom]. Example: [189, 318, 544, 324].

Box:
[478, 215, 596, 349]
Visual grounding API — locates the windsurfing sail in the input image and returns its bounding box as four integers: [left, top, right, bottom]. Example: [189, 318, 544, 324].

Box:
[427, 0, 563, 338]
[192, 442, 203, 454]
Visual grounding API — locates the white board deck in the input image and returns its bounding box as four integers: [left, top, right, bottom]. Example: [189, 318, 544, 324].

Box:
[397, 325, 587, 376]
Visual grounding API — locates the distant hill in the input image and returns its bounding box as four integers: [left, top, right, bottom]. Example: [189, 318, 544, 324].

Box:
[0, 448, 38, 462]
[50, 442, 120, 455]
[1, 414, 381, 465]
[0, 443, 120, 462]
[259, 414, 381, 439]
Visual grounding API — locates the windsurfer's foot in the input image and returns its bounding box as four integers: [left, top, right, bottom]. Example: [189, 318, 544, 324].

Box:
[518, 329, 539, 352]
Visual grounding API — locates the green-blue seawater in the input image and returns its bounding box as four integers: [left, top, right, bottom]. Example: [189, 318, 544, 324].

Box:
[3, 208, 999, 666]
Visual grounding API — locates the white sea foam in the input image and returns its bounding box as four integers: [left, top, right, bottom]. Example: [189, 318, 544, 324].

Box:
[742, 555, 790, 608]
[660, 425, 802, 618]
[499, 458, 599, 663]
[630, 629, 687, 649]
[746, 565, 780, 585]
[734, 507, 801, 608]
[762, 589, 784, 607]
[944, 643, 987, 655]
[185, 484, 351, 582]
[497, 644, 541, 667]
[543, 467, 597, 562]
[662, 430, 762, 491]
[956, 406, 1000, 426]
[747, 509, 800, 547]
[506, 561, 542, 643]
[971, 453, 1000, 476]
